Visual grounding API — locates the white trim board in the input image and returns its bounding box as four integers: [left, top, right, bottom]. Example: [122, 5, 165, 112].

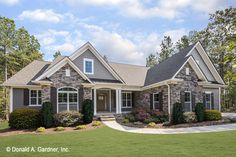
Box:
[186, 42, 225, 85]
[69, 42, 125, 84]
[35, 57, 93, 84]
[83, 58, 94, 75]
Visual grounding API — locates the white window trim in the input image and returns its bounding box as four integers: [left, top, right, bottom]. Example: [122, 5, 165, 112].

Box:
[57, 87, 79, 113]
[83, 58, 94, 75]
[205, 91, 212, 110]
[153, 93, 159, 110]
[184, 91, 192, 112]
[65, 68, 70, 76]
[29, 90, 42, 106]
[121, 92, 132, 108]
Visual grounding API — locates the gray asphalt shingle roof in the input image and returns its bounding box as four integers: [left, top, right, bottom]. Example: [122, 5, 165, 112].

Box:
[144, 44, 195, 86]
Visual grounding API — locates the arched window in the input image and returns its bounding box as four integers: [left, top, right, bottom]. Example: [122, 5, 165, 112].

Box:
[57, 87, 78, 112]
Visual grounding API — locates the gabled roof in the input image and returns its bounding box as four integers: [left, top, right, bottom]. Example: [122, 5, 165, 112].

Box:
[109, 62, 149, 86]
[2, 60, 50, 86]
[35, 57, 93, 84]
[45, 55, 65, 72]
[69, 42, 125, 84]
[145, 44, 195, 86]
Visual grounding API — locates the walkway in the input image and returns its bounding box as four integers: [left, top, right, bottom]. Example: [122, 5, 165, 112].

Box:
[102, 121, 236, 134]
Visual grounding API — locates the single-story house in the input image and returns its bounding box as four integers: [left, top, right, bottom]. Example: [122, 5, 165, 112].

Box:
[2, 42, 226, 117]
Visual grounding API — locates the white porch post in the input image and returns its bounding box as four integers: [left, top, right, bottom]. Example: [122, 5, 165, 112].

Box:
[116, 89, 119, 114]
[118, 89, 122, 113]
[109, 90, 111, 112]
[10, 87, 13, 113]
[94, 88, 97, 115]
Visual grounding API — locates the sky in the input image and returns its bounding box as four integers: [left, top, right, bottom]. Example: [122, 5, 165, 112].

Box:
[0, 0, 235, 65]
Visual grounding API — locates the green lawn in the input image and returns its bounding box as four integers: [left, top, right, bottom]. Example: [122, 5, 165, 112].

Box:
[0, 121, 9, 131]
[0, 127, 236, 157]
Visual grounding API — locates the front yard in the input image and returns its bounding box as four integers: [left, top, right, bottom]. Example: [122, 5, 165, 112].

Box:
[1, 126, 236, 157]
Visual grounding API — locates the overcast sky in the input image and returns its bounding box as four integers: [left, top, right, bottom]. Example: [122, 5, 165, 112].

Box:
[0, 0, 235, 65]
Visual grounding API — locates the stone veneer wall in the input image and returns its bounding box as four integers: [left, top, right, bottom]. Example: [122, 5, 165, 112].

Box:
[170, 63, 203, 111]
[41, 64, 92, 107]
[134, 86, 168, 113]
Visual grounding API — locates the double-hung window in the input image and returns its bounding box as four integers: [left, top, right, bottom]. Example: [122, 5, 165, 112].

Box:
[122, 92, 132, 108]
[184, 91, 191, 112]
[153, 93, 160, 110]
[83, 58, 94, 74]
[205, 92, 212, 110]
[29, 90, 42, 106]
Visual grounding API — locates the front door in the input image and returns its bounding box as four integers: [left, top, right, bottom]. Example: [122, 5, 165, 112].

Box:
[97, 94, 106, 111]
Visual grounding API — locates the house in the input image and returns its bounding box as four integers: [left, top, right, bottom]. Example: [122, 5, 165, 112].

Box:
[2, 42, 226, 117]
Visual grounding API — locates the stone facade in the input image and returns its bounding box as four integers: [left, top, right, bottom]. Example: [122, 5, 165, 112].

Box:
[83, 87, 92, 100]
[41, 85, 51, 102]
[170, 63, 203, 110]
[135, 86, 168, 113]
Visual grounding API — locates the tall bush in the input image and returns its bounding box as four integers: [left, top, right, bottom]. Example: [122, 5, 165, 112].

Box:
[41, 101, 54, 128]
[204, 110, 222, 121]
[54, 111, 83, 127]
[195, 103, 205, 122]
[172, 102, 184, 125]
[82, 99, 94, 123]
[9, 108, 41, 129]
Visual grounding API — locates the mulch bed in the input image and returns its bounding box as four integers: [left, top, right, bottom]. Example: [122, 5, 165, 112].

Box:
[117, 118, 232, 129]
[0, 122, 104, 137]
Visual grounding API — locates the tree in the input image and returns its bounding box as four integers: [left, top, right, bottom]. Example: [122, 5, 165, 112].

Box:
[53, 50, 61, 59]
[0, 16, 42, 119]
[158, 36, 174, 62]
[176, 35, 190, 51]
[146, 53, 157, 67]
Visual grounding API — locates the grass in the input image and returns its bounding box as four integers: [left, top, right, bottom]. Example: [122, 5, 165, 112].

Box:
[0, 121, 9, 131]
[0, 127, 236, 157]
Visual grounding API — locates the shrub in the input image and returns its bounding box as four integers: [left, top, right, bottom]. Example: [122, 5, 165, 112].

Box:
[36, 127, 46, 133]
[9, 108, 41, 129]
[195, 103, 205, 122]
[82, 99, 94, 124]
[172, 102, 184, 125]
[54, 111, 83, 127]
[41, 101, 54, 128]
[147, 122, 156, 128]
[122, 118, 129, 123]
[204, 110, 222, 121]
[124, 114, 136, 122]
[92, 121, 101, 126]
[54, 126, 65, 131]
[133, 108, 151, 122]
[144, 117, 160, 124]
[149, 110, 169, 123]
[75, 125, 86, 130]
[183, 112, 197, 123]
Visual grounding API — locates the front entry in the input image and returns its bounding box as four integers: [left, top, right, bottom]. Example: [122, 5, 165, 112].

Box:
[97, 94, 106, 111]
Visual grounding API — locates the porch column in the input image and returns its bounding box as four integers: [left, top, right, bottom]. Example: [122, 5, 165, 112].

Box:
[10, 87, 13, 113]
[94, 88, 97, 115]
[219, 87, 221, 111]
[118, 89, 122, 113]
[116, 89, 119, 114]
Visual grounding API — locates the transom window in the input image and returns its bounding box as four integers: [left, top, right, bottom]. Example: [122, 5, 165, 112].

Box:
[29, 90, 42, 106]
[184, 91, 191, 112]
[153, 93, 160, 110]
[205, 92, 212, 110]
[57, 87, 78, 112]
[122, 92, 132, 108]
[83, 58, 94, 74]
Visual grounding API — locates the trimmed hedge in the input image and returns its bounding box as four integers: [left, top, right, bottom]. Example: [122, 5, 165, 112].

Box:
[204, 110, 222, 121]
[54, 111, 83, 127]
[183, 112, 197, 123]
[195, 103, 205, 122]
[172, 102, 184, 125]
[41, 101, 54, 128]
[82, 99, 94, 124]
[9, 108, 41, 129]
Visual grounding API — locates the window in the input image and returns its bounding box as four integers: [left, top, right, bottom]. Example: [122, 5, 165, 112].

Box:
[153, 93, 160, 110]
[83, 58, 94, 74]
[58, 87, 78, 112]
[65, 68, 70, 76]
[122, 92, 132, 108]
[186, 67, 190, 75]
[184, 91, 191, 112]
[30, 90, 42, 106]
[205, 92, 212, 110]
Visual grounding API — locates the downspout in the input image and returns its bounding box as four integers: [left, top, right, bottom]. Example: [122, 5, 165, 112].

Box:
[166, 83, 171, 121]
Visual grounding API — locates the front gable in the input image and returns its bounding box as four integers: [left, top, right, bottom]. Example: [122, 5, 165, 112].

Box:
[69, 42, 125, 83]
